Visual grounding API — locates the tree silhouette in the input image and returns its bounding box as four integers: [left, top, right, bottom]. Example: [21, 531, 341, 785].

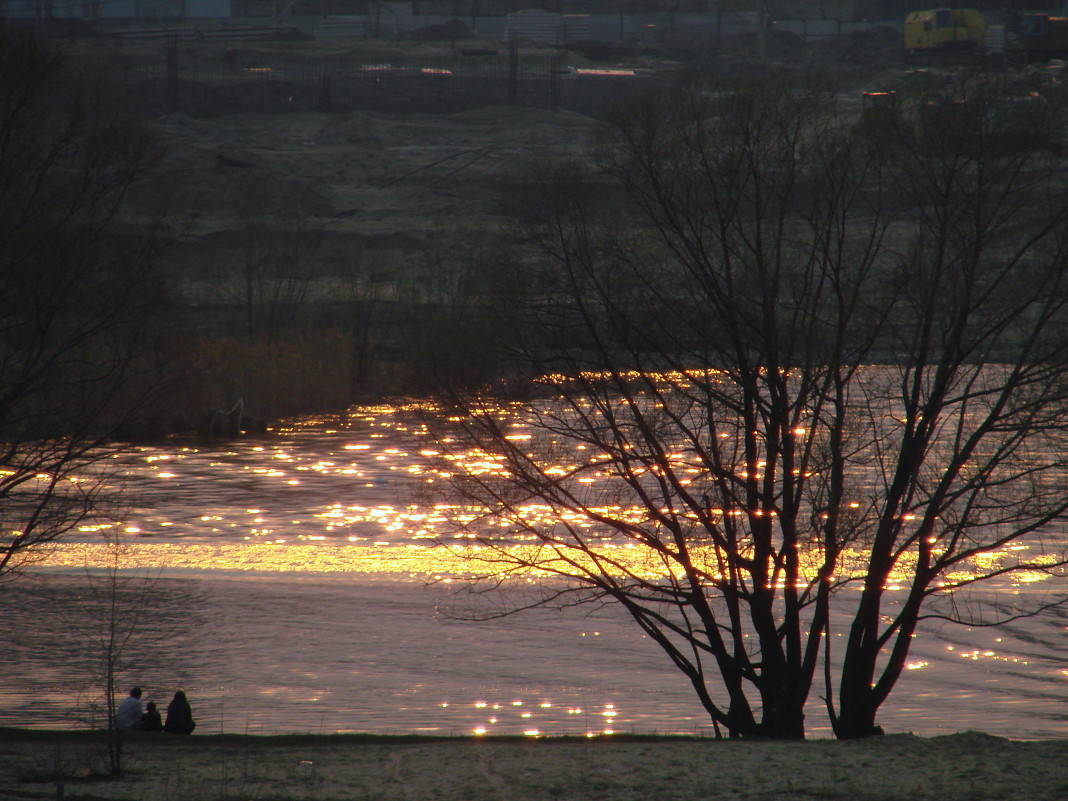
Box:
[429, 76, 1068, 739]
[0, 33, 173, 579]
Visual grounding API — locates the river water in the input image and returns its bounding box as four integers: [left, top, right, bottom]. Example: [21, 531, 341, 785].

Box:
[3, 406, 1067, 739]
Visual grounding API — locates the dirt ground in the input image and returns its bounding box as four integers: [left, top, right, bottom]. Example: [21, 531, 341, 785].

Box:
[82, 35, 602, 290]
[146, 101, 599, 289]
[3, 729, 1068, 801]
[75, 29, 928, 291]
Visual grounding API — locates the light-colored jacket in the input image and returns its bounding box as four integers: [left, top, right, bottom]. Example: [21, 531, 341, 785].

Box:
[115, 695, 142, 729]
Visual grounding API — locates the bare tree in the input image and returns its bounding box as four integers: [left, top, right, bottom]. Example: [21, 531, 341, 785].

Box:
[338, 253, 391, 397]
[0, 33, 174, 579]
[85, 538, 159, 775]
[427, 76, 1068, 739]
[224, 182, 324, 344]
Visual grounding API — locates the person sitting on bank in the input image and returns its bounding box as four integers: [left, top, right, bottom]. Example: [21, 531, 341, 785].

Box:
[140, 701, 163, 732]
[115, 687, 143, 730]
[163, 690, 196, 735]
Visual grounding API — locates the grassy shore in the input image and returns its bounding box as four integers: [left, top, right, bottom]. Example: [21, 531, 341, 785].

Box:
[2, 728, 1067, 801]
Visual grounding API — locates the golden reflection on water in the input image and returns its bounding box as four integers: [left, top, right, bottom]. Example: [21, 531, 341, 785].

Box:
[39, 538, 1055, 593]
[23, 392, 1061, 595]
[42, 542, 462, 576]
[460, 697, 620, 738]
[945, 644, 1030, 666]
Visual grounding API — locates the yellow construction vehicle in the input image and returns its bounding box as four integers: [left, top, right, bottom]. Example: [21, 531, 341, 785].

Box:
[904, 8, 986, 50]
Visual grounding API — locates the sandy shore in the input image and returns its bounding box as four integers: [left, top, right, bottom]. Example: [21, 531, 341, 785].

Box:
[3, 729, 1068, 800]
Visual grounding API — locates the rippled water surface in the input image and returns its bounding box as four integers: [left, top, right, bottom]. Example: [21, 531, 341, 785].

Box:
[3, 408, 1067, 739]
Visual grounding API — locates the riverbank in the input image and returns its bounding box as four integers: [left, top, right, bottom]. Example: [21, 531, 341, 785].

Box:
[3, 729, 1067, 801]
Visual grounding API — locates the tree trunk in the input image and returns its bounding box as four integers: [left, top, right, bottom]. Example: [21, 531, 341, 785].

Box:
[833, 685, 883, 740]
[757, 670, 808, 739]
[834, 590, 885, 739]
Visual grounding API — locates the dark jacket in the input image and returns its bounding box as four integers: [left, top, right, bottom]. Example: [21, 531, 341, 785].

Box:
[140, 709, 163, 732]
[163, 697, 196, 735]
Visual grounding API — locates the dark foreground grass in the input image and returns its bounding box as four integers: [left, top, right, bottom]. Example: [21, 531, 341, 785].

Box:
[2, 728, 1067, 801]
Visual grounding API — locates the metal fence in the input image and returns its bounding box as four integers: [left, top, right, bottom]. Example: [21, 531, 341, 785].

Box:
[94, 40, 566, 116]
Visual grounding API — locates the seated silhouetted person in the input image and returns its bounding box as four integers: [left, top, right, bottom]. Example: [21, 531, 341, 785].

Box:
[163, 690, 196, 735]
[115, 687, 143, 730]
[140, 701, 163, 732]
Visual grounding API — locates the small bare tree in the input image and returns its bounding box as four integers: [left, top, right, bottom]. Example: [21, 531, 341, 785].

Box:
[428, 75, 1068, 739]
[338, 254, 390, 396]
[85, 538, 159, 775]
[223, 182, 324, 344]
